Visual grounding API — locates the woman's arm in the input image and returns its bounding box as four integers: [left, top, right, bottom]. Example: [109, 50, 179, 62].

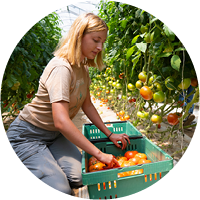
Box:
[82, 88, 130, 150]
[52, 100, 119, 167]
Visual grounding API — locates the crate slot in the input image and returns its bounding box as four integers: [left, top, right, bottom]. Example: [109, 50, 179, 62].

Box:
[114, 180, 117, 188]
[108, 181, 111, 189]
[103, 182, 106, 190]
[98, 183, 100, 191]
[154, 173, 157, 180]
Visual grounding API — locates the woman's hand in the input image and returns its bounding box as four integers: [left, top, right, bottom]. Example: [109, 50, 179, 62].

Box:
[109, 133, 130, 150]
[96, 151, 120, 168]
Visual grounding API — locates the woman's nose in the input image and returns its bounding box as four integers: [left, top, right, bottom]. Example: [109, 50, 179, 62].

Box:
[97, 43, 103, 51]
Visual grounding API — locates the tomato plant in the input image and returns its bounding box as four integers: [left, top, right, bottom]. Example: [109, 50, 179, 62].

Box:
[1, 12, 62, 119]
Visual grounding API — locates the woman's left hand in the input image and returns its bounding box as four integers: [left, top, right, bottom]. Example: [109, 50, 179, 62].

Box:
[109, 133, 130, 150]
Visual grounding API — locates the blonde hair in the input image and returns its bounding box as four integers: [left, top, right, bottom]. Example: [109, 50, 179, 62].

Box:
[54, 13, 108, 71]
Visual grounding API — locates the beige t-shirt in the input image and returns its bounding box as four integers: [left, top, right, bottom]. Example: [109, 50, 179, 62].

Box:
[19, 57, 90, 131]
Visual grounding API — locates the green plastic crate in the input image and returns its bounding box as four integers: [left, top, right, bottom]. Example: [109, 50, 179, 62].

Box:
[82, 121, 173, 199]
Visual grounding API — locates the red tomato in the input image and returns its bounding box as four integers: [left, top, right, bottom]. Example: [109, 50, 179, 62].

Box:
[191, 78, 198, 87]
[167, 113, 179, 125]
[124, 151, 138, 159]
[140, 86, 153, 100]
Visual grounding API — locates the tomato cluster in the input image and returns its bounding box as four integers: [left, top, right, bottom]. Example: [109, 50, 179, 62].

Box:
[88, 150, 151, 175]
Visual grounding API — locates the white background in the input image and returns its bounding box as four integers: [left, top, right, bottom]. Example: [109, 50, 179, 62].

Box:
[0, 0, 199, 200]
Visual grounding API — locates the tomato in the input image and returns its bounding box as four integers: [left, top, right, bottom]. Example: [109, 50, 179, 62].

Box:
[119, 72, 125, 79]
[127, 83, 135, 91]
[140, 86, 153, 100]
[122, 95, 127, 100]
[112, 82, 117, 87]
[107, 95, 113, 100]
[154, 82, 162, 91]
[121, 160, 135, 167]
[105, 90, 109, 94]
[92, 162, 105, 171]
[110, 89, 116, 94]
[148, 75, 157, 85]
[138, 159, 151, 164]
[137, 111, 149, 119]
[26, 93, 33, 99]
[167, 113, 179, 125]
[191, 78, 198, 87]
[108, 80, 113, 85]
[129, 157, 140, 165]
[124, 115, 130, 120]
[124, 151, 138, 160]
[157, 124, 161, 129]
[153, 91, 165, 103]
[117, 156, 128, 166]
[135, 80, 143, 89]
[88, 156, 99, 166]
[178, 78, 191, 89]
[116, 83, 122, 90]
[151, 114, 162, 124]
[165, 76, 175, 90]
[135, 153, 147, 160]
[119, 110, 125, 116]
[138, 71, 147, 83]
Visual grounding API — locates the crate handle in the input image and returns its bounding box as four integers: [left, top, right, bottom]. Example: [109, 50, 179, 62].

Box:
[89, 135, 143, 144]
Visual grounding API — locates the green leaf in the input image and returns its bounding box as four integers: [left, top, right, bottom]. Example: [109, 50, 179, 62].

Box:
[131, 35, 140, 45]
[158, 52, 172, 57]
[163, 24, 175, 41]
[150, 17, 158, 24]
[175, 47, 186, 52]
[136, 42, 147, 53]
[126, 46, 136, 60]
[171, 55, 181, 71]
[121, 19, 128, 29]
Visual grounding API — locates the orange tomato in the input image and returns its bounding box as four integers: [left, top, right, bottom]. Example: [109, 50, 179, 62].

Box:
[119, 110, 125, 116]
[92, 162, 106, 171]
[121, 160, 135, 167]
[88, 156, 99, 166]
[129, 157, 140, 165]
[138, 159, 151, 164]
[123, 115, 130, 120]
[134, 153, 147, 160]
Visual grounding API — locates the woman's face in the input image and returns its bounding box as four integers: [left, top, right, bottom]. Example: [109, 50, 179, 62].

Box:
[81, 30, 107, 61]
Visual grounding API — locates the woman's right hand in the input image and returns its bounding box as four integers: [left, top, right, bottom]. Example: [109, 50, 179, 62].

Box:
[96, 151, 120, 168]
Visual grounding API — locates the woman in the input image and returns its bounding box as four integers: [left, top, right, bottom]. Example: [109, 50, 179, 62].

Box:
[6, 13, 130, 195]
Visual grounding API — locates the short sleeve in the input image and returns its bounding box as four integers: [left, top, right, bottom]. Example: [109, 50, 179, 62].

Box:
[45, 66, 72, 103]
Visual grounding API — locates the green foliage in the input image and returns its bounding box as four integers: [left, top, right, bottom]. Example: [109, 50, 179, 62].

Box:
[94, 0, 196, 89]
[1, 12, 62, 116]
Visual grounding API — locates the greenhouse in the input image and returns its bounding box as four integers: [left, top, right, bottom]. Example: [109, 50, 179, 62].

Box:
[1, 0, 199, 199]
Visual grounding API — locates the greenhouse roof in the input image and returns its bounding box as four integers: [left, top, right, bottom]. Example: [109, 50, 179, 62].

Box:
[56, 1, 100, 35]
